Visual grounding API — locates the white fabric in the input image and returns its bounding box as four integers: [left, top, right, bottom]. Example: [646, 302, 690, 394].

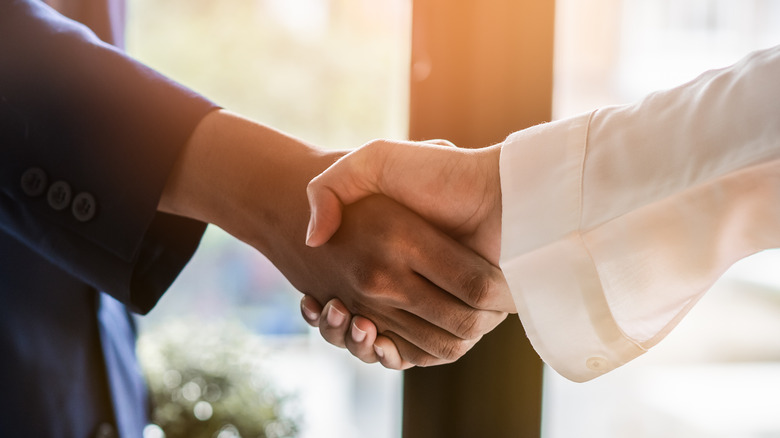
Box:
[498, 45, 780, 382]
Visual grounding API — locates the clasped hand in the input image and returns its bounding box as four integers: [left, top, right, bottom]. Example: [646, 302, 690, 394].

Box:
[300, 138, 512, 369]
[164, 111, 511, 370]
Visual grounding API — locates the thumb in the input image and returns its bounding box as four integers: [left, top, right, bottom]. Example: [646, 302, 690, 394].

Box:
[305, 182, 345, 247]
[305, 146, 383, 247]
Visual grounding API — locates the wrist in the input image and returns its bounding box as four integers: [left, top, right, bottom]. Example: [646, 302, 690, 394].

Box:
[159, 109, 343, 253]
[472, 143, 503, 264]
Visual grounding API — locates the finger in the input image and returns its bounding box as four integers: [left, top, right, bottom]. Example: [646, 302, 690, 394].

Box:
[342, 316, 380, 364]
[306, 144, 386, 247]
[373, 335, 414, 370]
[390, 270, 507, 341]
[305, 184, 344, 247]
[381, 331, 478, 367]
[369, 307, 483, 363]
[326, 196, 505, 353]
[318, 299, 351, 349]
[406, 224, 516, 313]
[300, 295, 323, 328]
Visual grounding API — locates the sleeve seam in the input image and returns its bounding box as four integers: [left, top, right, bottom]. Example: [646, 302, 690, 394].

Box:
[575, 108, 648, 354]
[576, 109, 598, 231]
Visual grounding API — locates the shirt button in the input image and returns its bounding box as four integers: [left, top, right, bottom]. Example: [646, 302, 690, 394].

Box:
[586, 356, 608, 372]
[72, 192, 97, 222]
[47, 181, 72, 211]
[93, 422, 117, 438]
[20, 167, 48, 197]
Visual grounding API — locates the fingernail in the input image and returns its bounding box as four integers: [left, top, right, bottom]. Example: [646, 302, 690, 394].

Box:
[326, 305, 346, 327]
[305, 212, 316, 247]
[300, 301, 319, 321]
[374, 344, 384, 358]
[351, 322, 367, 343]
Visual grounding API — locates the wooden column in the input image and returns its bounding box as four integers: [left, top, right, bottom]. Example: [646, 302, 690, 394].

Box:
[403, 1, 555, 437]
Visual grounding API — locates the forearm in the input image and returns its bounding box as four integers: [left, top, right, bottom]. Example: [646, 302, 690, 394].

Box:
[500, 45, 780, 382]
[159, 109, 343, 260]
[159, 110, 511, 366]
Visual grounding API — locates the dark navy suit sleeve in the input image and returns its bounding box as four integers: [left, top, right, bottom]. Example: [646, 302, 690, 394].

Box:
[0, 0, 218, 313]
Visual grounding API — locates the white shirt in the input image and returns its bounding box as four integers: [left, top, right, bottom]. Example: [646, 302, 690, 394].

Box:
[498, 45, 780, 382]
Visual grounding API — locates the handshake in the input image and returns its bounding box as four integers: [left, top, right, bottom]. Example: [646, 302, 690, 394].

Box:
[163, 46, 780, 379]
[161, 109, 513, 371]
[300, 138, 510, 370]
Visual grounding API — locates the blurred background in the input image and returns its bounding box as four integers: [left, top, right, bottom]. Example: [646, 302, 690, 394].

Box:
[548, 1, 780, 437]
[127, 1, 410, 437]
[126, 0, 780, 437]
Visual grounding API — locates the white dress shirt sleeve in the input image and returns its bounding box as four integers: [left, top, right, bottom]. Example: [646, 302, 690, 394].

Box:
[498, 45, 780, 382]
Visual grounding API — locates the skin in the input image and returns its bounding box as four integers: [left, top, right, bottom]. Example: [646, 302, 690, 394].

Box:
[306, 139, 505, 267]
[157, 110, 509, 366]
[301, 138, 510, 368]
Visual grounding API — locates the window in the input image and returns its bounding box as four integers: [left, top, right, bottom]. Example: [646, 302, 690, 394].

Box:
[546, 1, 780, 436]
[127, 1, 411, 437]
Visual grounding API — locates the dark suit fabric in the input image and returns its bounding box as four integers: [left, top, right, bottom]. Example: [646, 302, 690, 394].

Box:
[0, 0, 216, 436]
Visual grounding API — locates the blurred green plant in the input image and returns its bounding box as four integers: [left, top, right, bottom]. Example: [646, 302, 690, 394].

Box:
[137, 321, 299, 438]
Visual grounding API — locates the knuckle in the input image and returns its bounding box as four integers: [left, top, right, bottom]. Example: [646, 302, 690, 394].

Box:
[357, 140, 385, 162]
[437, 338, 472, 362]
[459, 270, 496, 309]
[363, 138, 386, 150]
[352, 264, 400, 304]
[412, 351, 441, 368]
[409, 352, 429, 367]
[414, 356, 436, 368]
[454, 309, 486, 340]
[353, 263, 382, 290]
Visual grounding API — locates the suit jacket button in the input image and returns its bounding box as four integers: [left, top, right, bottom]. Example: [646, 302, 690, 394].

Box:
[93, 422, 117, 438]
[20, 167, 48, 197]
[72, 192, 97, 222]
[46, 181, 72, 211]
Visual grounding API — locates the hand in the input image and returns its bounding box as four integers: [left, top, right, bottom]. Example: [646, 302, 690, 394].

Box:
[159, 110, 508, 366]
[305, 139, 511, 307]
[300, 296, 415, 370]
[301, 139, 512, 367]
[280, 194, 510, 366]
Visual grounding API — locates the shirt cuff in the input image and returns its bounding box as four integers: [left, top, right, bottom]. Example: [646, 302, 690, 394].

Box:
[498, 113, 646, 382]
